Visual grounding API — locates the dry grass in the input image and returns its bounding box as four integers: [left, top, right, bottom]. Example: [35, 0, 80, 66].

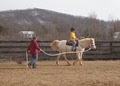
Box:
[0, 60, 120, 86]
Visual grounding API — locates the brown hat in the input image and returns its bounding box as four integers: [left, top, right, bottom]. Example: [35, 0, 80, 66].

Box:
[33, 36, 37, 39]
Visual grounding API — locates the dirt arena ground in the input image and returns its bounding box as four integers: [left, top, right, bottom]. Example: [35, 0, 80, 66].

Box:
[0, 60, 120, 86]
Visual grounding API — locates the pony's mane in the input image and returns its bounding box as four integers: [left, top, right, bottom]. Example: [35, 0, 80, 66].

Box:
[80, 38, 93, 41]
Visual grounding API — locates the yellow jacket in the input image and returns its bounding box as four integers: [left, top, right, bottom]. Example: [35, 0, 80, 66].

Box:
[70, 32, 77, 40]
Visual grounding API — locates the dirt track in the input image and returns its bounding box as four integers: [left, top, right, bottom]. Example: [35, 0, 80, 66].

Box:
[0, 60, 120, 86]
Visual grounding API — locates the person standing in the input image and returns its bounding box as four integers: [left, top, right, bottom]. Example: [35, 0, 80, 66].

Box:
[27, 36, 40, 68]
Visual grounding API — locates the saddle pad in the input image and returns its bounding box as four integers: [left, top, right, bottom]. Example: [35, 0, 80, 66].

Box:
[66, 40, 78, 46]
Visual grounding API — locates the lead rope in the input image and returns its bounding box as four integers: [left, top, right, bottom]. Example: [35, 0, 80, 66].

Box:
[40, 48, 91, 57]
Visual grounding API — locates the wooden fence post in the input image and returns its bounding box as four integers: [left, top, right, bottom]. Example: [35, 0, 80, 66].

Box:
[110, 42, 113, 54]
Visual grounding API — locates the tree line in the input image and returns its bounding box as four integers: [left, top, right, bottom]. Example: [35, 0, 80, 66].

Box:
[0, 8, 120, 41]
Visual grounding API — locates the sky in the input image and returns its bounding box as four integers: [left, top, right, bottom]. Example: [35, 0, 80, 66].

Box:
[0, 0, 120, 21]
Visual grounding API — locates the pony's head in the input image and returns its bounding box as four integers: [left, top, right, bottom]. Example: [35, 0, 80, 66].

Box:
[50, 40, 59, 50]
[79, 38, 96, 49]
[90, 38, 96, 49]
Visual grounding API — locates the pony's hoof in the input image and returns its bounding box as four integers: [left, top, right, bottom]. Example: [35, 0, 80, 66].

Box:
[66, 64, 71, 66]
[80, 64, 83, 66]
[67, 62, 71, 66]
[73, 62, 75, 65]
[56, 62, 60, 65]
[57, 64, 60, 66]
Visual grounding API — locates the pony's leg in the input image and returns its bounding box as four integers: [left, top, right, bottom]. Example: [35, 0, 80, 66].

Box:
[73, 53, 79, 65]
[73, 52, 83, 66]
[63, 54, 71, 66]
[79, 52, 83, 66]
[56, 54, 61, 65]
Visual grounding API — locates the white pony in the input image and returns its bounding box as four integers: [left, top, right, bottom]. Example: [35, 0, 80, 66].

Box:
[50, 38, 96, 66]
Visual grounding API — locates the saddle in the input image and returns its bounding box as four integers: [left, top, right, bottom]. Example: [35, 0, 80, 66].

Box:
[66, 40, 78, 46]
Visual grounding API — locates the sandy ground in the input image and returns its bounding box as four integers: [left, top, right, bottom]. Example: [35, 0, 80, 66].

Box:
[0, 60, 120, 86]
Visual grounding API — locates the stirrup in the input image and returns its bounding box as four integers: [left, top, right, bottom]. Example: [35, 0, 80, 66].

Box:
[71, 48, 76, 51]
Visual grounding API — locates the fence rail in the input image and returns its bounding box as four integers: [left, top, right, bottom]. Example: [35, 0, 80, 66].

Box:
[0, 40, 120, 60]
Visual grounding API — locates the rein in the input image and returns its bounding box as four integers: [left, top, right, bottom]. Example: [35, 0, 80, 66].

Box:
[84, 48, 91, 52]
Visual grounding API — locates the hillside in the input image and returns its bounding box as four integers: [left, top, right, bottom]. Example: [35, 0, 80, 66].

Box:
[0, 8, 120, 40]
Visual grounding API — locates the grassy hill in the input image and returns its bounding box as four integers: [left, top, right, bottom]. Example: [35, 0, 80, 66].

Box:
[0, 8, 120, 40]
